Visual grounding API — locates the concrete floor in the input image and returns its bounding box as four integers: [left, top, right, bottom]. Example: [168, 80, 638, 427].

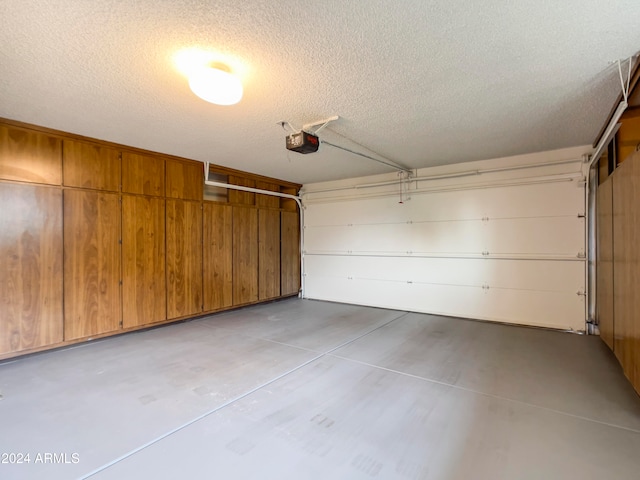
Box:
[1, 299, 639, 479]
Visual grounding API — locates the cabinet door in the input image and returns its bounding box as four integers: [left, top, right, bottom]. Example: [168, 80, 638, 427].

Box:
[166, 159, 203, 200]
[281, 210, 300, 296]
[166, 199, 202, 318]
[0, 182, 63, 354]
[64, 189, 121, 340]
[259, 209, 280, 300]
[122, 152, 165, 196]
[228, 176, 255, 205]
[203, 203, 233, 311]
[255, 181, 279, 209]
[612, 154, 640, 395]
[122, 195, 166, 328]
[233, 206, 258, 305]
[0, 125, 62, 185]
[63, 139, 120, 191]
[596, 179, 614, 350]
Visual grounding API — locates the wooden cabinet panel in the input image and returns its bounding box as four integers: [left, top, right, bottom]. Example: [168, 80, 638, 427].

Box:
[0, 125, 62, 185]
[228, 176, 255, 205]
[122, 195, 166, 328]
[63, 139, 120, 191]
[612, 153, 640, 395]
[259, 209, 280, 300]
[280, 186, 299, 212]
[256, 181, 280, 209]
[0, 183, 63, 354]
[64, 189, 121, 340]
[281, 210, 300, 296]
[233, 206, 258, 305]
[166, 199, 203, 318]
[203, 203, 233, 310]
[122, 152, 165, 196]
[166, 159, 203, 200]
[597, 178, 614, 351]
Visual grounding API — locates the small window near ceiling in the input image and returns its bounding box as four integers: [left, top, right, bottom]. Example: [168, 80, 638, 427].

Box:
[204, 171, 228, 203]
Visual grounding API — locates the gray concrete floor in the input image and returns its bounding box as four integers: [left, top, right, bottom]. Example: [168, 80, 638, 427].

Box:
[1, 299, 639, 479]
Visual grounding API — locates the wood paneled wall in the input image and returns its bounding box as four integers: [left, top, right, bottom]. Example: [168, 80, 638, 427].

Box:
[599, 150, 640, 396]
[122, 195, 166, 328]
[281, 211, 301, 296]
[203, 203, 233, 311]
[166, 199, 203, 319]
[0, 183, 63, 354]
[63, 189, 121, 340]
[0, 125, 62, 185]
[596, 178, 614, 350]
[122, 152, 165, 197]
[0, 118, 301, 359]
[611, 152, 640, 394]
[166, 159, 203, 201]
[63, 140, 120, 191]
[233, 206, 259, 305]
[259, 209, 281, 300]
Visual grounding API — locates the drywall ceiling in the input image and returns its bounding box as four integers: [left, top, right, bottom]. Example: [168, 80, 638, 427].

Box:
[1, 1, 639, 184]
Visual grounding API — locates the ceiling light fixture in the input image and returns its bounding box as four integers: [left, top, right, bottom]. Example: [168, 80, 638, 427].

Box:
[188, 63, 243, 106]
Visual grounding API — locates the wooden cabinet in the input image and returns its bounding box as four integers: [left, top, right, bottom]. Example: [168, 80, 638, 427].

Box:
[596, 178, 614, 350]
[203, 203, 233, 311]
[233, 206, 258, 305]
[256, 181, 280, 209]
[166, 199, 203, 318]
[281, 210, 301, 296]
[0, 182, 63, 354]
[280, 186, 299, 212]
[122, 152, 165, 196]
[0, 119, 302, 359]
[122, 195, 166, 328]
[612, 153, 640, 394]
[63, 189, 121, 340]
[228, 176, 255, 205]
[166, 159, 202, 200]
[0, 125, 62, 185]
[259, 209, 281, 300]
[63, 139, 120, 191]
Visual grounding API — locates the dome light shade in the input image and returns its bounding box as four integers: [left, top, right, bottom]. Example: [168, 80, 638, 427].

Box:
[188, 66, 243, 105]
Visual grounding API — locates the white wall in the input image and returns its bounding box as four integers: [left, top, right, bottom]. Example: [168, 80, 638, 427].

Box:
[301, 146, 592, 331]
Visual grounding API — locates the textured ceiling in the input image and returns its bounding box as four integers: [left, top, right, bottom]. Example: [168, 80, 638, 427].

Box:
[1, 1, 639, 184]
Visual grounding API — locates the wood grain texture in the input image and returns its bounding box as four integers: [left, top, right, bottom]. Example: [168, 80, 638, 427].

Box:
[63, 189, 121, 340]
[166, 159, 203, 200]
[63, 139, 121, 191]
[166, 199, 203, 318]
[0, 182, 63, 354]
[122, 195, 166, 328]
[233, 206, 258, 305]
[597, 178, 614, 351]
[259, 209, 281, 300]
[0, 124, 62, 185]
[122, 152, 165, 196]
[612, 151, 640, 395]
[228, 176, 255, 205]
[616, 116, 640, 166]
[255, 181, 280, 209]
[280, 186, 299, 212]
[203, 203, 233, 310]
[280, 210, 301, 296]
